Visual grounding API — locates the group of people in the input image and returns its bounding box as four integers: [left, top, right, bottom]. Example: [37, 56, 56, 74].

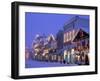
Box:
[25, 44, 89, 65]
[64, 45, 89, 65]
[33, 53, 64, 63]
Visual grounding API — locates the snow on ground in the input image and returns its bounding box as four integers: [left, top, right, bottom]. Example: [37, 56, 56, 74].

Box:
[25, 59, 77, 68]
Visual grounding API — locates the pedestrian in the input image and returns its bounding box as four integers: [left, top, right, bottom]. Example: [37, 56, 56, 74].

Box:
[85, 54, 89, 65]
[70, 48, 75, 64]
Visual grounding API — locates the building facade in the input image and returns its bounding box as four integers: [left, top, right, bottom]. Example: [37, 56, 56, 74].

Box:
[63, 16, 89, 65]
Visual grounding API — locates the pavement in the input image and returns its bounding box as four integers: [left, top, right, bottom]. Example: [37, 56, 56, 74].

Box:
[25, 59, 77, 68]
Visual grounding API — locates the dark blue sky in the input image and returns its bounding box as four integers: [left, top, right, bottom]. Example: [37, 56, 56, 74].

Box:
[25, 12, 89, 48]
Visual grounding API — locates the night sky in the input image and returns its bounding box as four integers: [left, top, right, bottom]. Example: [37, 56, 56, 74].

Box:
[25, 12, 89, 48]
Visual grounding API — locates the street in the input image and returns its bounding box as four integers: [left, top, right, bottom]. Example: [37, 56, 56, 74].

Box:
[25, 59, 77, 68]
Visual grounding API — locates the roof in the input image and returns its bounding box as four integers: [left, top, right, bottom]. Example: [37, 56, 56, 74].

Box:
[72, 29, 89, 42]
[64, 28, 89, 44]
[63, 16, 89, 33]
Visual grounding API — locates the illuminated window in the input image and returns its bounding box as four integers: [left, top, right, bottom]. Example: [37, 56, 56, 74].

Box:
[67, 32, 69, 41]
[66, 33, 68, 42]
[64, 33, 66, 43]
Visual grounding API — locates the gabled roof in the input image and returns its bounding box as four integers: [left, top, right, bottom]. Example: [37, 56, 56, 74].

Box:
[64, 28, 89, 45]
[72, 28, 89, 42]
